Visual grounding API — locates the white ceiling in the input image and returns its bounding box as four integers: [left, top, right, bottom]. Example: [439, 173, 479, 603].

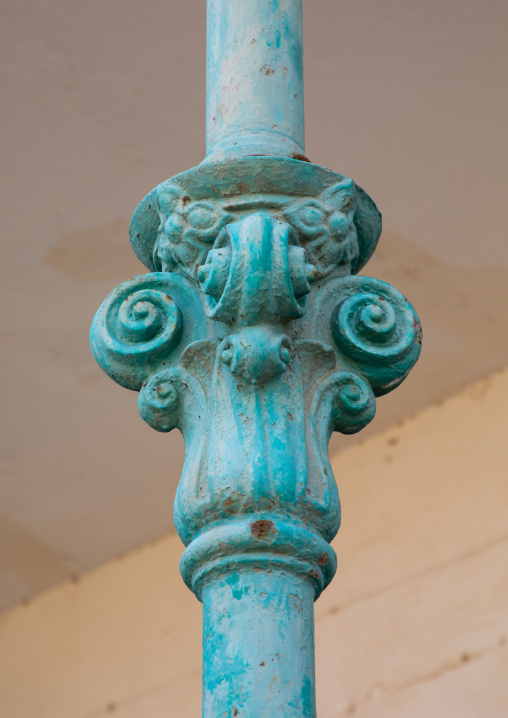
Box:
[1, 0, 507, 611]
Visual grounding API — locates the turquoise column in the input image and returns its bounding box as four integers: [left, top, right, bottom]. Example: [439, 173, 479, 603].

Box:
[206, 0, 305, 161]
[202, 570, 315, 716]
[90, 1, 422, 716]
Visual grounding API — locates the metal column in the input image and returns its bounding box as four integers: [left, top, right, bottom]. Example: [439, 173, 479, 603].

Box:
[91, 2, 421, 715]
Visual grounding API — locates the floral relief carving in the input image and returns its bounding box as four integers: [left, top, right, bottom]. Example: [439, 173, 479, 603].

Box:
[282, 179, 359, 276]
[150, 176, 362, 282]
[154, 184, 232, 276]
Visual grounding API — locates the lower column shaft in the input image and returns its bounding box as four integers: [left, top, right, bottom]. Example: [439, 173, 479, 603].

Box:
[202, 569, 316, 718]
[205, 0, 305, 161]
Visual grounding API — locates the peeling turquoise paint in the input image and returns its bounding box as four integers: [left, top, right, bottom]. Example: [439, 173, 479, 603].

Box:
[202, 570, 316, 717]
[90, 1, 421, 716]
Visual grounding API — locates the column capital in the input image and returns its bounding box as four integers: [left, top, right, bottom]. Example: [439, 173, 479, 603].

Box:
[91, 155, 421, 559]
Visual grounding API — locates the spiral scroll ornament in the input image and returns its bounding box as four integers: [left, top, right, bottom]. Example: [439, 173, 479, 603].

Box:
[90, 274, 182, 390]
[331, 276, 422, 395]
[138, 369, 181, 432]
[321, 372, 376, 435]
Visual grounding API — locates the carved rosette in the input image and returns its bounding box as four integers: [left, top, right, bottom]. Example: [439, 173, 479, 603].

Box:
[91, 157, 421, 599]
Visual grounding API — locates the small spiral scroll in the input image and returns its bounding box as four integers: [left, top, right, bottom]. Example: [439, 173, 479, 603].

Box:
[332, 276, 422, 395]
[90, 274, 182, 390]
[138, 369, 180, 432]
[327, 372, 376, 435]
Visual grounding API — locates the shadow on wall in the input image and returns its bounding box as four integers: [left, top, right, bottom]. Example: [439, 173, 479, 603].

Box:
[43, 219, 145, 281]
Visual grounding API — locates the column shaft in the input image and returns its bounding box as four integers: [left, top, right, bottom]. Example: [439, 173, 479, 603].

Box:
[205, 0, 305, 161]
[202, 569, 316, 718]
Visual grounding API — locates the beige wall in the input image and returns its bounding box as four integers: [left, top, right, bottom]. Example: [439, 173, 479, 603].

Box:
[1, 367, 507, 718]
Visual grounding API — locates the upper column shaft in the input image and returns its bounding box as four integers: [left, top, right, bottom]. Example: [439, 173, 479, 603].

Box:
[205, 0, 305, 161]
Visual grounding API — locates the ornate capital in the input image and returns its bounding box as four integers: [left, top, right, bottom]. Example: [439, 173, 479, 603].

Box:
[91, 156, 421, 596]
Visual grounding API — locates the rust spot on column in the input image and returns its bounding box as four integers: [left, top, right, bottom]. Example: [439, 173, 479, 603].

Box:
[250, 519, 277, 541]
